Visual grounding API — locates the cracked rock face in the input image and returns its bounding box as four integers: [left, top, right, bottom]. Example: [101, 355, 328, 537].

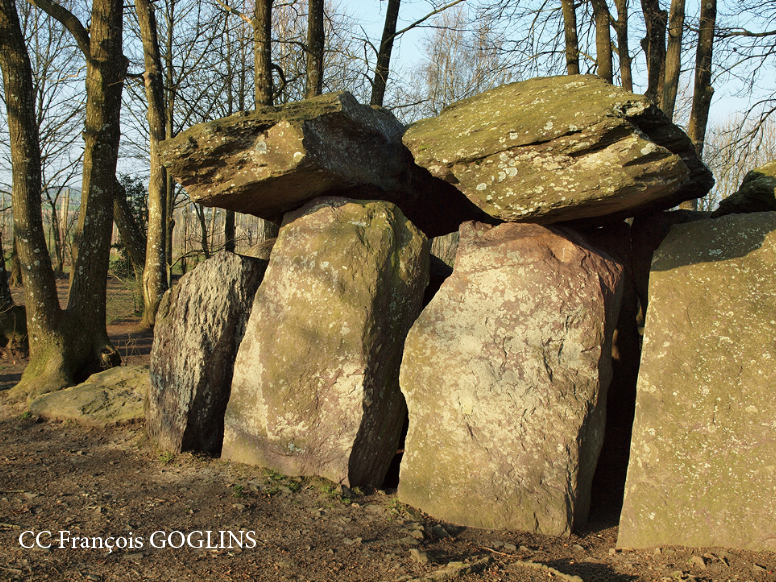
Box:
[398, 221, 624, 535]
[222, 197, 429, 487]
[158, 91, 487, 238]
[618, 212, 776, 551]
[403, 75, 714, 224]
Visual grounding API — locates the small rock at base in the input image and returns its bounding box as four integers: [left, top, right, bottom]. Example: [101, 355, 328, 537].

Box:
[688, 556, 706, 570]
[409, 549, 429, 564]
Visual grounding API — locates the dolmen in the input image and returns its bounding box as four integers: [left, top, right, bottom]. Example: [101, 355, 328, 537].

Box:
[148, 74, 775, 547]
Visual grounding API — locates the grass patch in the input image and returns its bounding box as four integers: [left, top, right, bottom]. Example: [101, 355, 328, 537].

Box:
[158, 451, 175, 465]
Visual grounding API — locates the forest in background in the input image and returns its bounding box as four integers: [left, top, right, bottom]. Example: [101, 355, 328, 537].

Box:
[2, 0, 776, 275]
[0, 0, 775, 393]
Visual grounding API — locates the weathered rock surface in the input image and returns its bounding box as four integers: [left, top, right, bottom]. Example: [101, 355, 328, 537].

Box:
[159, 91, 488, 238]
[147, 251, 267, 455]
[223, 197, 429, 487]
[398, 221, 624, 535]
[618, 212, 776, 551]
[29, 366, 149, 427]
[712, 159, 776, 218]
[403, 75, 713, 224]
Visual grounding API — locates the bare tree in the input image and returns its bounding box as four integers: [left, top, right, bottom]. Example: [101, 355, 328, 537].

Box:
[306, 0, 324, 97]
[561, 0, 580, 75]
[255, 0, 273, 106]
[591, 0, 613, 82]
[612, 0, 633, 90]
[0, 1, 84, 276]
[135, 0, 168, 328]
[640, 0, 668, 106]
[661, 0, 685, 119]
[702, 115, 776, 210]
[712, 0, 776, 148]
[687, 0, 717, 156]
[370, 0, 401, 106]
[2, 0, 126, 398]
[410, 5, 511, 118]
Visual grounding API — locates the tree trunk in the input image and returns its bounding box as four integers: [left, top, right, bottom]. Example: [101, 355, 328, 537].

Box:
[113, 178, 147, 278]
[1, 0, 59, 387]
[225, 210, 236, 252]
[561, 0, 580, 75]
[258, 218, 279, 242]
[59, 186, 70, 269]
[164, 14, 176, 283]
[662, 0, 685, 120]
[136, 0, 168, 328]
[613, 0, 633, 91]
[305, 0, 324, 98]
[4, 0, 125, 399]
[370, 0, 401, 107]
[591, 0, 613, 83]
[0, 236, 27, 355]
[196, 204, 210, 259]
[640, 0, 668, 106]
[48, 198, 64, 276]
[209, 207, 218, 251]
[10, 235, 22, 286]
[0, 237, 14, 309]
[687, 0, 716, 157]
[254, 0, 273, 106]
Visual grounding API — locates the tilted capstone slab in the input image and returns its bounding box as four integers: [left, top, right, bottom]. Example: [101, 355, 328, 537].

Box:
[158, 91, 486, 238]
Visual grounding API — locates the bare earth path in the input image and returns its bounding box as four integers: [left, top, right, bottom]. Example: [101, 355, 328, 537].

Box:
[0, 280, 774, 581]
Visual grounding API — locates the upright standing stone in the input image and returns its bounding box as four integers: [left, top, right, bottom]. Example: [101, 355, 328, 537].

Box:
[223, 197, 429, 487]
[618, 212, 776, 551]
[399, 222, 623, 535]
[147, 251, 268, 454]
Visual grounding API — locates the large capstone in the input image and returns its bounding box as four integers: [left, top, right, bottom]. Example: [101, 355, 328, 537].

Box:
[403, 75, 713, 224]
[222, 197, 429, 487]
[618, 212, 776, 551]
[398, 221, 624, 535]
[158, 91, 487, 238]
[146, 251, 268, 455]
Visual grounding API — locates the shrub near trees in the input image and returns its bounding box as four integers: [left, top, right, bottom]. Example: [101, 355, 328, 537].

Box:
[1, 0, 775, 397]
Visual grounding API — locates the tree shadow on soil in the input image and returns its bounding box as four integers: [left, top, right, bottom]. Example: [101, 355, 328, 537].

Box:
[542, 558, 639, 582]
[0, 371, 22, 391]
